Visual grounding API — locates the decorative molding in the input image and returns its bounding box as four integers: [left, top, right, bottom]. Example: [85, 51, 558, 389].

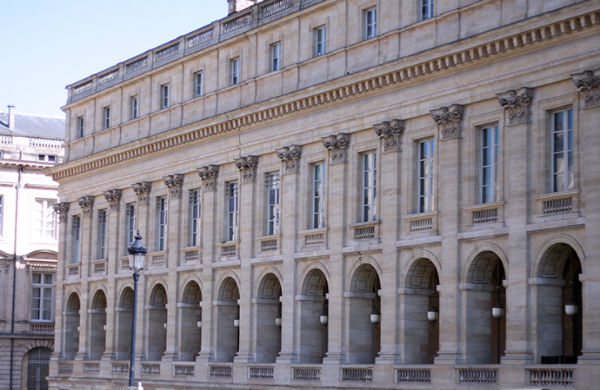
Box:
[572, 69, 600, 108]
[322, 133, 350, 164]
[276, 145, 302, 174]
[497, 87, 533, 125]
[50, 10, 600, 181]
[78, 196, 95, 217]
[374, 119, 404, 152]
[164, 174, 185, 197]
[197, 165, 219, 191]
[53, 202, 70, 223]
[235, 156, 259, 183]
[103, 189, 122, 211]
[431, 104, 464, 140]
[133, 181, 152, 204]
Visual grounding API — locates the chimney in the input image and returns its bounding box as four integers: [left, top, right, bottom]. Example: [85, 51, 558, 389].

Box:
[8, 105, 15, 130]
[228, 0, 256, 15]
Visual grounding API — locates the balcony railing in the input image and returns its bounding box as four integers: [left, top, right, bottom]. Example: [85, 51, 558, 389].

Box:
[456, 366, 497, 384]
[173, 364, 195, 377]
[111, 362, 129, 374]
[535, 190, 579, 217]
[58, 362, 73, 375]
[29, 322, 54, 334]
[141, 363, 160, 375]
[300, 228, 327, 249]
[341, 366, 373, 382]
[350, 220, 380, 241]
[395, 367, 431, 383]
[292, 365, 321, 381]
[527, 367, 574, 387]
[248, 365, 274, 380]
[257, 235, 280, 253]
[209, 364, 232, 378]
[83, 362, 100, 374]
[92, 259, 106, 274]
[405, 211, 438, 234]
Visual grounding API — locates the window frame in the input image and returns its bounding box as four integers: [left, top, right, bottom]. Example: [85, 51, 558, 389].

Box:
[194, 71, 203, 98]
[313, 26, 327, 57]
[155, 196, 168, 251]
[550, 107, 574, 193]
[226, 181, 239, 241]
[189, 189, 202, 247]
[71, 215, 81, 264]
[0, 195, 3, 237]
[31, 272, 54, 322]
[270, 42, 282, 72]
[360, 151, 377, 222]
[102, 106, 111, 129]
[34, 198, 57, 240]
[96, 209, 107, 259]
[421, 0, 434, 20]
[364, 7, 377, 40]
[417, 138, 435, 213]
[265, 172, 280, 235]
[124, 203, 136, 254]
[160, 84, 170, 109]
[130, 95, 139, 120]
[310, 162, 326, 229]
[230, 57, 240, 85]
[479, 124, 500, 204]
[77, 116, 84, 138]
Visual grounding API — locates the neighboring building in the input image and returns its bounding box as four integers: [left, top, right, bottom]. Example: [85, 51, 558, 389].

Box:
[0, 106, 64, 390]
[48, 1, 599, 389]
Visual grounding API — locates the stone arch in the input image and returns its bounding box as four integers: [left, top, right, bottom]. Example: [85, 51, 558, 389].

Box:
[24, 346, 52, 390]
[179, 280, 203, 361]
[215, 276, 240, 362]
[178, 275, 203, 303]
[403, 257, 440, 364]
[254, 266, 283, 298]
[534, 234, 585, 278]
[116, 287, 134, 360]
[64, 292, 80, 359]
[147, 284, 168, 361]
[89, 289, 107, 360]
[23, 249, 58, 260]
[401, 250, 441, 287]
[346, 254, 382, 291]
[298, 266, 329, 363]
[255, 272, 283, 363]
[463, 244, 509, 285]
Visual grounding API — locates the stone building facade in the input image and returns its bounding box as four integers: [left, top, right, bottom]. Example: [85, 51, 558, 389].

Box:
[0, 106, 64, 390]
[49, 0, 600, 389]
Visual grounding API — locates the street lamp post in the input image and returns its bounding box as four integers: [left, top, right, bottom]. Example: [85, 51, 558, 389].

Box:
[127, 232, 146, 389]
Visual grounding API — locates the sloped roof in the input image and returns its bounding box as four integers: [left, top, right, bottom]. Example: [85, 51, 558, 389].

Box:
[0, 111, 65, 140]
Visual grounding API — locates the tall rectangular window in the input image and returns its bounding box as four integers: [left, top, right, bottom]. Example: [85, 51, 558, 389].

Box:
[266, 173, 280, 235]
[96, 209, 107, 259]
[364, 7, 377, 39]
[226, 182, 239, 241]
[31, 273, 53, 321]
[102, 106, 111, 129]
[0, 195, 3, 236]
[314, 26, 326, 57]
[421, 0, 434, 20]
[189, 189, 201, 246]
[155, 196, 167, 251]
[194, 72, 203, 97]
[417, 139, 435, 213]
[160, 84, 169, 109]
[311, 162, 325, 229]
[270, 42, 281, 72]
[77, 116, 84, 138]
[361, 152, 377, 222]
[551, 108, 574, 192]
[130, 95, 138, 120]
[480, 125, 499, 204]
[71, 215, 81, 264]
[230, 58, 240, 85]
[34, 199, 57, 239]
[124, 203, 136, 252]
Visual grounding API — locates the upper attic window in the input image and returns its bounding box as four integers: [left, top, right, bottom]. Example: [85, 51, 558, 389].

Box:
[421, 0, 434, 20]
[364, 7, 377, 40]
[39, 154, 57, 162]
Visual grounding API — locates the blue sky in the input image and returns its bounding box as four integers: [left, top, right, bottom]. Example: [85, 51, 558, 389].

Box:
[1, 1, 228, 118]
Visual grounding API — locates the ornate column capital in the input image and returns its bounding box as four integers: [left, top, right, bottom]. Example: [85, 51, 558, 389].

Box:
[103, 189, 122, 211]
[322, 133, 350, 164]
[572, 69, 600, 108]
[235, 155, 259, 183]
[276, 145, 302, 174]
[53, 202, 70, 223]
[197, 165, 219, 191]
[431, 104, 464, 140]
[164, 174, 184, 198]
[78, 196, 95, 217]
[497, 87, 533, 125]
[133, 181, 152, 204]
[374, 119, 404, 152]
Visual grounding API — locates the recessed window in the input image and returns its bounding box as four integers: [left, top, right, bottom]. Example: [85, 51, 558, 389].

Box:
[160, 84, 170, 109]
[189, 189, 201, 246]
[194, 72, 203, 97]
[102, 106, 111, 129]
[38, 154, 57, 162]
[155, 196, 167, 251]
[130, 95, 139, 120]
[230, 58, 240, 85]
[71, 215, 81, 264]
[270, 42, 281, 72]
[0, 195, 3, 236]
[226, 182, 239, 241]
[314, 26, 326, 57]
[480, 125, 499, 204]
[417, 139, 435, 213]
[77, 116, 84, 138]
[34, 199, 57, 239]
[96, 209, 107, 259]
[311, 162, 325, 229]
[421, 0, 434, 20]
[364, 7, 377, 40]
[124, 203, 136, 254]
[551, 108, 574, 192]
[31, 273, 53, 321]
[266, 173, 280, 235]
[361, 152, 377, 222]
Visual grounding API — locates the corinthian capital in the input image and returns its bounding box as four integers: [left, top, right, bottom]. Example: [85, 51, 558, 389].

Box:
[431, 104, 464, 140]
[197, 165, 219, 191]
[235, 155, 259, 183]
[164, 174, 184, 198]
[104, 189, 122, 211]
[572, 69, 600, 108]
[276, 145, 302, 174]
[53, 202, 70, 223]
[322, 133, 350, 164]
[133, 181, 152, 204]
[374, 119, 404, 152]
[78, 196, 95, 217]
[497, 87, 533, 125]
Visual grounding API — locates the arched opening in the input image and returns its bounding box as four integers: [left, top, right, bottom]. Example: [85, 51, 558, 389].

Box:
[465, 251, 506, 364]
[179, 281, 202, 361]
[26, 347, 51, 390]
[116, 287, 134, 360]
[64, 293, 80, 360]
[537, 244, 582, 364]
[147, 284, 167, 361]
[215, 277, 240, 362]
[89, 290, 107, 360]
[346, 264, 381, 364]
[404, 258, 440, 364]
[299, 269, 328, 363]
[255, 273, 282, 363]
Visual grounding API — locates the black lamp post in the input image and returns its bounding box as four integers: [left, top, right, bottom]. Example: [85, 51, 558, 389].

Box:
[127, 232, 146, 389]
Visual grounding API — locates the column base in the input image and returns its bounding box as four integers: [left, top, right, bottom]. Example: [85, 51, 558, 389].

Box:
[375, 352, 401, 365]
[578, 348, 600, 363]
[322, 351, 344, 364]
[233, 352, 254, 363]
[161, 351, 177, 362]
[74, 352, 87, 361]
[275, 351, 296, 364]
[101, 351, 116, 361]
[501, 349, 534, 364]
[433, 350, 463, 364]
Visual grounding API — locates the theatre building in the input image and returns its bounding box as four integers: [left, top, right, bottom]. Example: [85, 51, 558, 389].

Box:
[48, 0, 600, 389]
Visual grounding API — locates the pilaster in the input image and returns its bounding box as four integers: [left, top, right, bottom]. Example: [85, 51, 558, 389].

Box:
[52, 202, 70, 361]
[75, 195, 94, 360]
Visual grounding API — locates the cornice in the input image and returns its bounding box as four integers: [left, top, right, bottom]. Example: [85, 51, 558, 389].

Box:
[50, 9, 600, 181]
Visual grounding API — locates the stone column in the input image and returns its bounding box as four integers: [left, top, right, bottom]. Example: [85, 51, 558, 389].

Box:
[75, 195, 94, 360]
[102, 189, 122, 361]
[162, 174, 184, 361]
[497, 88, 534, 364]
[572, 70, 600, 365]
[373, 120, 404, 365]
[321, 133, 349, 367]
[234, 155, 258, 363]
[430, 104, 463, 364]
[196, 165, 219, 367]
[132, 181, 152, 361]
[275, 145, 302, 364]
[52, 202, 70, 363]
